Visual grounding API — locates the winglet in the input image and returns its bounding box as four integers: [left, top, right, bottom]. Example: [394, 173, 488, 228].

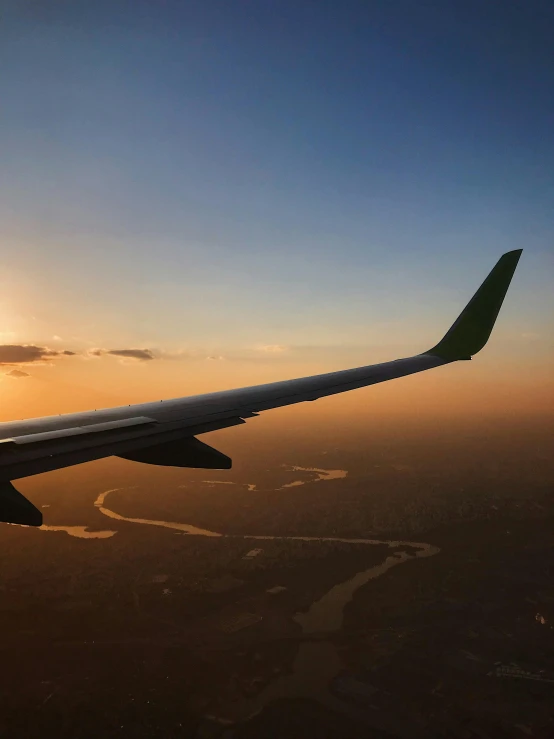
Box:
[426, 249, 522, 361]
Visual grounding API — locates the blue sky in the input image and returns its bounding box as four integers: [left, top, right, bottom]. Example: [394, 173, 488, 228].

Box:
[0, 0, 552, 364]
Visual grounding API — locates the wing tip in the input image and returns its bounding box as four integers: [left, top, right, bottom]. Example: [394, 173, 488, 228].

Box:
[427, 249, 523, 361]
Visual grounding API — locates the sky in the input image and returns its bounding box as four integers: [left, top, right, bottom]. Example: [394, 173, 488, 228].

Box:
[0, 0, 552, 422]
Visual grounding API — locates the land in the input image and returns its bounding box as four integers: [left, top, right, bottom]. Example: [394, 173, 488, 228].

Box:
[0, 417, 552, 737]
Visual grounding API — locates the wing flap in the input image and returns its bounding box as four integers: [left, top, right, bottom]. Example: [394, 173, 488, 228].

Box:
[118, 436, 232, 469]
[0, 416, 157, 448]
[0, 416, 246, 482]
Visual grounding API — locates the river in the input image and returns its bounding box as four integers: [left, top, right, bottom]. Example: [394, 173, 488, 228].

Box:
[91, 484, 439, 733]
[37, 469, 439, 734]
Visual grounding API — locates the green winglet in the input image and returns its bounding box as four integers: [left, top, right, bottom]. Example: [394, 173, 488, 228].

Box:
[427, 249, 522, 361]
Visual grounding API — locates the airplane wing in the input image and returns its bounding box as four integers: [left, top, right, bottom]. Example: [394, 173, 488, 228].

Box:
[0, 249, 522, 526]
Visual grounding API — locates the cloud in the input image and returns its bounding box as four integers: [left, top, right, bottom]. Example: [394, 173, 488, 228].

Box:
[257, 345, 289, 353]
[0, 344, 75, 366]
[156, 349, 194, 361]
[5, 369, 31, 378]
[109, 349, 155, 361]
[88, 348, 155, 361]
[206, 355, 225, 361]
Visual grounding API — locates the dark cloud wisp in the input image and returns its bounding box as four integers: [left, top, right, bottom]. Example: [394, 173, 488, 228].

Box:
[108, 349, 155, 361]
[0, 344, 76, 366]
[89, 348, 155, 361]
[5, 369, 31, 378]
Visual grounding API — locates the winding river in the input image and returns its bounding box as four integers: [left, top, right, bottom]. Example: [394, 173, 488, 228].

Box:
[37, 468, 439, 733]
[91, 483, 439, 732]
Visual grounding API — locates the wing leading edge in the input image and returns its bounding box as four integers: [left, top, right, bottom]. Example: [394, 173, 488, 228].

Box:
[0, 250, 522, 526]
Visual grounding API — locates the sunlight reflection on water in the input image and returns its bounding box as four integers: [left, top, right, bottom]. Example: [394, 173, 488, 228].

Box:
[39, 525, 116, 539]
